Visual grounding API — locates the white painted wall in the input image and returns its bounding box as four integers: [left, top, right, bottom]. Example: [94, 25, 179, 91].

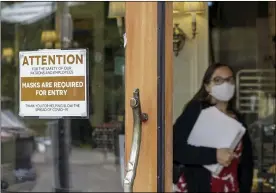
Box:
[212, 27, 257, 70]
[173, 2, 209, 122]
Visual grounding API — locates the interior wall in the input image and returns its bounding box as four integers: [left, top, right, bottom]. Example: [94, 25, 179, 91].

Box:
[212, 2, 258, 72]
[212, 27, 257, 71]
[173, 2, 209, 122]
[212, 2, 274, 71]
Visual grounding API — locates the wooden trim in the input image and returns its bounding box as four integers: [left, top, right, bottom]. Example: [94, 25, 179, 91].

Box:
[164, 3, 173, 192]
[125, 2, 158, 192]
[125, 2, 173, 192]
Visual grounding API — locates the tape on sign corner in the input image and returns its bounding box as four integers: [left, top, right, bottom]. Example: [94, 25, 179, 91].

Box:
[38, 116, 62, 119]
[81, 112, 88, 117]
[38, 49, 61, 51]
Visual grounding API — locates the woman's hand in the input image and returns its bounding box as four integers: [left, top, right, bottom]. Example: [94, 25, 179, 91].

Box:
[216, 148, 235, 167]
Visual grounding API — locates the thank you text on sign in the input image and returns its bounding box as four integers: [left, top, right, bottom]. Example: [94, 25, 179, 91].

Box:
[19, 49, 88, 117]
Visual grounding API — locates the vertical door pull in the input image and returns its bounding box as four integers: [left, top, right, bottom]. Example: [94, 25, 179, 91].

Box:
[124, 89, 148, 192]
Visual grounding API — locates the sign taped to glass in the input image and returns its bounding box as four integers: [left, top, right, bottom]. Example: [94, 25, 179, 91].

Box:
[19, 49, 88, 118]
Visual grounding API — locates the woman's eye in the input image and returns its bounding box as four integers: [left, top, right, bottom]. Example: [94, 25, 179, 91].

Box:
[228, 77, 235, 83]
[213, 77, 224, 84]
[213, 76, 234, 84]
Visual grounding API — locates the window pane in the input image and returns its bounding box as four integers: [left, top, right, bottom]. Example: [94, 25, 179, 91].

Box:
[172, 2, 275, 192]
[1, 1, 125, 192]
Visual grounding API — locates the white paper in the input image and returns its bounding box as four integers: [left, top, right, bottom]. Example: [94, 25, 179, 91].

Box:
[187, 106, 246, 175]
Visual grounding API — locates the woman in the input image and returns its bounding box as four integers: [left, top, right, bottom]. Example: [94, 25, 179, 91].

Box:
[173, 63, 254, 192]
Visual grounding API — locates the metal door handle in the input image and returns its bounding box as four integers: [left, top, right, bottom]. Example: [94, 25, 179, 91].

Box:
[124, 89, 148, 192]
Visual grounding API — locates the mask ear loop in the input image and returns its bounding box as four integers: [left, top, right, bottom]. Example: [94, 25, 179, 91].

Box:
[206, 92, 215, 105]
[206, 93, 211, 101]
[204, 80, 213, 104]
[204, 81, 212, 102]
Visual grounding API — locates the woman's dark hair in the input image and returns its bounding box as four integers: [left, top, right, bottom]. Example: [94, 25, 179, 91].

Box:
[190, 62, 236, 109]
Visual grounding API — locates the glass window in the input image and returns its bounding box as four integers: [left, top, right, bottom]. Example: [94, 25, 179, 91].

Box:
[172, 2, 275, 192]
[1, 1, 125, 192]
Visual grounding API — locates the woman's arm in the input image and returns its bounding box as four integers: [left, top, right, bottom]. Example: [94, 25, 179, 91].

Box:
[238, 130, 254, 193]
[173, 100, 218, 165]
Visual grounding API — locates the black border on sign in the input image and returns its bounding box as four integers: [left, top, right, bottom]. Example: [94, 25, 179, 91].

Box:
[18, 48, 90, 120]
[157, 2, 166, 192]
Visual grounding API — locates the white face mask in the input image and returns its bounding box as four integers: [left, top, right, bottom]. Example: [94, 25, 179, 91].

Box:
[210, 82, 235, 101]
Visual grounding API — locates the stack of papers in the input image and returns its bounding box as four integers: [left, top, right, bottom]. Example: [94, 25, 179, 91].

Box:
[187, 106, 246, 175]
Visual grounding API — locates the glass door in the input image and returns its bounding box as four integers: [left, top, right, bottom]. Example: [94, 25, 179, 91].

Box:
[171, 2, 275, 192]
[124, 2, 173, 192]
[1, 1, 174, 192]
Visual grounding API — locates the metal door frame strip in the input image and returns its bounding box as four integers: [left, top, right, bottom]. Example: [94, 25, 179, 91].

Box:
[157, 2, 166, 192]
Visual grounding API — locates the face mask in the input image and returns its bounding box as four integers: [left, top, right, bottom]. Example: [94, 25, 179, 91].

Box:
[210, 82, 235, 101]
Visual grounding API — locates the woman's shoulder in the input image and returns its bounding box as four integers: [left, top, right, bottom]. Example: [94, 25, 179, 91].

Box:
[175, 100, 207, 128]
[181, 100, 213, 118]
[184, 100, 212, 111]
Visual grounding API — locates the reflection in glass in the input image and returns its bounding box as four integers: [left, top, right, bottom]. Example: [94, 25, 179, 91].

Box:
[1, 1, 125, 192]
[210, 2, 276, 192]
[173, 2, 275, 193]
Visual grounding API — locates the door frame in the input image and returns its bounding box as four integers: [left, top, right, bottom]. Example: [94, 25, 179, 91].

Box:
[125, 2, 173, 192]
